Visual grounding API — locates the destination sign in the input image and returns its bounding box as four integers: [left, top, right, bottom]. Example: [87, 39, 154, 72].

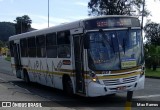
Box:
[85, 17, 140, 30]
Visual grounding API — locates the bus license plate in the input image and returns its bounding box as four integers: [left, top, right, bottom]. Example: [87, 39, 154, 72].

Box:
[117, 86, 126, 91]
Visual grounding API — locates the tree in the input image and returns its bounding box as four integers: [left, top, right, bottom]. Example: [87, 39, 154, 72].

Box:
[88, 0, 149, 16]
[0, 40, 4, 54]
[0, 22, 15, 42]
[144, 21, 160, 46]
[144, 21, 160, 70]
[145, 44, 160, 70]
[14, 15, 32, 34]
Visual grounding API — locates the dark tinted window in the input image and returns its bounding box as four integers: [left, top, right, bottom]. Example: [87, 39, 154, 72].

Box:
[9, 41, 14, 57]
[20, 38, 28, 57]
[57, 31, 70, 44]
[36, 35, 45, 46]
[58, 45, 71, 58]
[28, 37, 36, 57]
[28, 37, 36, 47]
[46, 33, 56, 46]
[46, 33, 57, 58]
[36, 35, 46, 57]
[46, 46, 57, 58]
[57, 31, 71, 58]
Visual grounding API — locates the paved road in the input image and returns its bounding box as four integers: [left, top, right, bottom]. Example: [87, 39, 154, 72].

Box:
[0, 56, 12, 75]
[0, 57, 160, 110]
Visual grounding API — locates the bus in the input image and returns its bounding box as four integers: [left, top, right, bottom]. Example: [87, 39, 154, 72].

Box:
[9, 15, 145, 97]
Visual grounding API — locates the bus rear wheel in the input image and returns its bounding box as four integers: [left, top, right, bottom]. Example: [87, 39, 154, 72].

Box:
[63, 77, 73, 95]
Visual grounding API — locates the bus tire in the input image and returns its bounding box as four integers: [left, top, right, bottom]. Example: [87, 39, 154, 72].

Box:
[23, 70, 30, 83]
[63, 76, 73, 95]
[108, 93, 116, 96]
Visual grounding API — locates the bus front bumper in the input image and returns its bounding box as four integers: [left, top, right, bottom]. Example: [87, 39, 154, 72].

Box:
[87, 75, 145, 97]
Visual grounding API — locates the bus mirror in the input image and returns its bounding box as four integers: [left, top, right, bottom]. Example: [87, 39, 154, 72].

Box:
[84, 36, 90, 49]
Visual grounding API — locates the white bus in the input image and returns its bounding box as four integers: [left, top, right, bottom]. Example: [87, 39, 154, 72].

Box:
[9, 15, 145, 97]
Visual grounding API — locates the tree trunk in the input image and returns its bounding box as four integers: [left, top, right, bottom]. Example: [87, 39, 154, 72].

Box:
[152, 64, 157, 71]
[152, 59, 157, 71]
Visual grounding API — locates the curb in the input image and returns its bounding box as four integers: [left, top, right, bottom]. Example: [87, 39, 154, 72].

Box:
[145, 76, 160, 79]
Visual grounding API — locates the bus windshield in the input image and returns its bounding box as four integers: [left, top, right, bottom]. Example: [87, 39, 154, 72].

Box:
[87, 29, 143, 71]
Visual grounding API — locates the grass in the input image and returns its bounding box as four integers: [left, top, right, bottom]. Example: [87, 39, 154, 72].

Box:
[5, 56, 11, 61]
[145, 68, 160, 78]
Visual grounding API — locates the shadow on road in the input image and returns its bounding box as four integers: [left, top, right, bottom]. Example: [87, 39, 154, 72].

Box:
[10, 80, 127, 107]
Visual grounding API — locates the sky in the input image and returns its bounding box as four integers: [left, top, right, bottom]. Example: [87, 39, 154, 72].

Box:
[0, 0, 160, 29]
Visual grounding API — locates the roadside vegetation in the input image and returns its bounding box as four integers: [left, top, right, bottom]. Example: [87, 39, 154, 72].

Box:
[5, 56, 11, 61]
[145, 68, 160, 78]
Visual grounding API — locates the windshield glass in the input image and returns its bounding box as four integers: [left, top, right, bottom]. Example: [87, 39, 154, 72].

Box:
[87, 29, 143, 71]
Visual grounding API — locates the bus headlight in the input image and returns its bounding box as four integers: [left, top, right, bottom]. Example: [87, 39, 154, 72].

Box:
[89, 72, 100, 84]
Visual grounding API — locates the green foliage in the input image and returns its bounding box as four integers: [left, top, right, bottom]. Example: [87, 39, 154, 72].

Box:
[0, 22, 15, 42]
[5, 56, 11, 62]
[144, 21, 160, 70]
[14, 15, 32, 34]
[0, 40, 4, 47]
[144, 44, 160, 70]
[144, 21, 160, 46]
[88, 0, 149, 16]
[145, 68, 160, 78]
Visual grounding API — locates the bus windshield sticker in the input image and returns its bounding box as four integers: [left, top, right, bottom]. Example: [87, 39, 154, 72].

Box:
[121, 58, 137, 69]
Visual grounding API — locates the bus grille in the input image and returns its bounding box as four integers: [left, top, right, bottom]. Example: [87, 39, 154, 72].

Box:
[103, 76, 137, 86]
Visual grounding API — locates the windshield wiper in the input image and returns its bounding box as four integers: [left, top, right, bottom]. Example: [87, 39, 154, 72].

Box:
[122, 27, 131, 54]
[99, 29, 115, 54]
[122, 38, 126, 54]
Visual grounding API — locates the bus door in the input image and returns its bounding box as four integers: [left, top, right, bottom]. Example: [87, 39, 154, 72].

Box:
[13, 42, 22, 78]
[73, 35, 86, 94]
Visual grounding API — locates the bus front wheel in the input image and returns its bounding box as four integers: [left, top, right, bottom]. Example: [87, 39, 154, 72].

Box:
[23, 70, 30, 83]
[63, 76, 73, 95]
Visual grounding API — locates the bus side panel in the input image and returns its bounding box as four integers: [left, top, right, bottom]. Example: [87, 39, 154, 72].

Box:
[45, 58, 56, 88]
[21, 57, 29, 79]
[27, 57, 38, 82]
[36, 58, 48, 86]
[46, 58, 63, 90]
[11, 57, 17, 76]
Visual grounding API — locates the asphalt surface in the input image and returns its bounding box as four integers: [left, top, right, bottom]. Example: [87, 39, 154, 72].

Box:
[0, 57, 160, 110]
[0, 56, 12, 75]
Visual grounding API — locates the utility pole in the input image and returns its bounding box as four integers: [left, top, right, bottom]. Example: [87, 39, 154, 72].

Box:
[48, 0, 49, 27]
[141, 0, 145, 29]
[21, 18, 22, 33]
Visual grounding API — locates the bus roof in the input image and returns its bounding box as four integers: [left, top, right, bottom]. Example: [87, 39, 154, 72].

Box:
[83, 15, 137, 21]
[9, 15, 138, 41]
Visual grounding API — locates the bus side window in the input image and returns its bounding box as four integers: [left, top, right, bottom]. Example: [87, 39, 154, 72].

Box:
[20, 38, 28, 57]
[28, 37, 36, 57]
[36, 35, 46, 57]
[46, 33, 57, 58]
[9, 41, 14, 57]
[57, 31, 71, 58]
